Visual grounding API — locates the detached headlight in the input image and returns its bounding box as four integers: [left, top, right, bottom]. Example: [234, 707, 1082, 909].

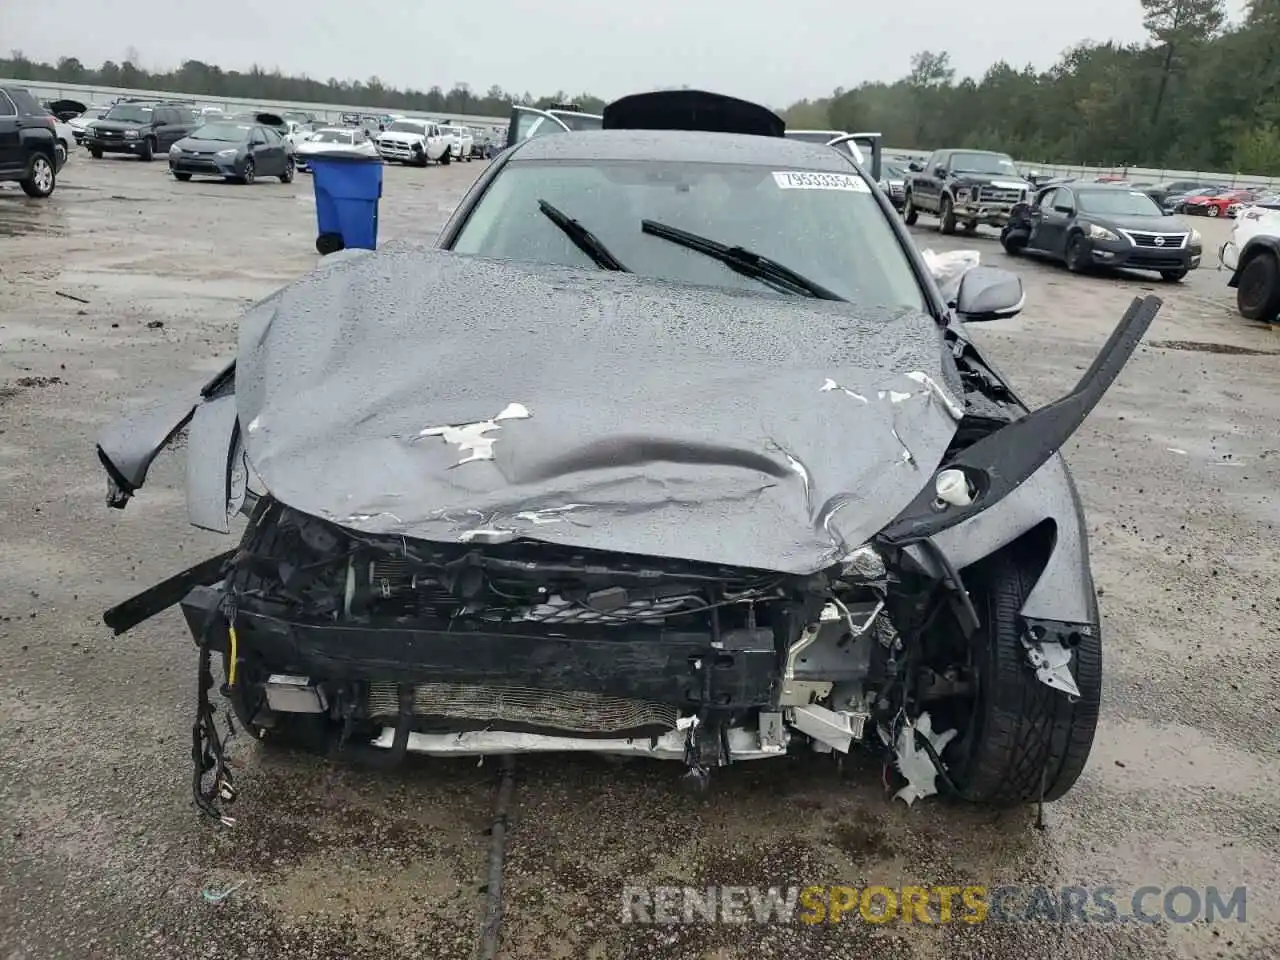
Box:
[1088, 223, 1120, 242]
[216, 149, 237, 158]
[124, 129, 138, 138]
[1190, 229, 1202, 245]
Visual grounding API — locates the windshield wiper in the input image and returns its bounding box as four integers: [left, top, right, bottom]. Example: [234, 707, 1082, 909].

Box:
[537, 199, 629, 272]
[640, 220, 845, 300]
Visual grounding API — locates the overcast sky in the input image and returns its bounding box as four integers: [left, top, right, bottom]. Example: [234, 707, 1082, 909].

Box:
[1, 0, 1252, 106]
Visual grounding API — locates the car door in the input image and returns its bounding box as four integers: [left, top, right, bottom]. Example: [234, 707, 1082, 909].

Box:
[1032, 187, 1074, 256]
[1024, 187, 1058, 252]
[912, 151, 942, 209]
[262, 127, 287, 173]
[0, 91, 20, 174]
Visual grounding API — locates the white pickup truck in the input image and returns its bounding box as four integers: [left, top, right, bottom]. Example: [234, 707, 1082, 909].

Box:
[1220, 198, 1280, 323]
[439, 124, 475, 162]
[375, 119, 451, 166]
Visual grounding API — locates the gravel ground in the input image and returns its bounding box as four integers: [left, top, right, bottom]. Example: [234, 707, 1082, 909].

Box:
[1, 151, 1277, 960]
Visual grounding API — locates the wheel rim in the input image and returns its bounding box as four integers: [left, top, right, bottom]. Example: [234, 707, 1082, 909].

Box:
[1069, 239, 1084, 268]
[32, 157, 53, 193]
[244, 160, 254, 183]
[1240, 263, 1268, 310]
[1207, 205, 1220, 217]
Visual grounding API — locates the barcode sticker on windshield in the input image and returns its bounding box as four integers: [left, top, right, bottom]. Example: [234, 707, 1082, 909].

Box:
[773, 171, 870, 192]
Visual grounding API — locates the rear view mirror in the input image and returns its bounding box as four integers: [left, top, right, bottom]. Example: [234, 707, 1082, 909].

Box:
[908, 161, 922, 172]
[953, 266, 1024, 321]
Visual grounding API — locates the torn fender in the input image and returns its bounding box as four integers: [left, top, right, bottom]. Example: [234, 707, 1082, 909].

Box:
[877, 294, 1161, 545]
[96, 359, 237, 509]
[903, 454, 1097, 627]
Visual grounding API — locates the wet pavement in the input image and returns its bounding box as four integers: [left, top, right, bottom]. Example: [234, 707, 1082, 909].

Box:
[1, 153, 1278, 960]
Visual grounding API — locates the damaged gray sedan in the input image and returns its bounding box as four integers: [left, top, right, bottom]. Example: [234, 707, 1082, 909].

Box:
[96, 92, 1160, 821]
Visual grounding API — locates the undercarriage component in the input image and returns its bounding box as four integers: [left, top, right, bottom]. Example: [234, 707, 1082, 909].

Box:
[365, 680, 679, 735]
[788, 703, 868, 753]
[264, 675, 328, 714]
[368, 724, 790, 759]
[1022, 637, 1080, 698]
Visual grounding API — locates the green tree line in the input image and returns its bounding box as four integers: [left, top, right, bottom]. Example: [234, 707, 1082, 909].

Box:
[0, 50, 606, 119]
[785, 0, 1280, 174]
[5, 0, 1280, 172]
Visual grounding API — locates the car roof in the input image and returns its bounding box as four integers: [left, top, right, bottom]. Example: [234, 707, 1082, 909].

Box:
[510, 129, 858, 171]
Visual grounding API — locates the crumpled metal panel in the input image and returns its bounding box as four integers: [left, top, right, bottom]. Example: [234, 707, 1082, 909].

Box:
[235, 242, 963, 574]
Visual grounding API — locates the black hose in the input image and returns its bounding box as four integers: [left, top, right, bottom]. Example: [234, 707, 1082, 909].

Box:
[476, 755, 516, 960]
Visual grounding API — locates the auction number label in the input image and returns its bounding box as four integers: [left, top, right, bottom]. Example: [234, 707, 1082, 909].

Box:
[772, 171, 870, 192]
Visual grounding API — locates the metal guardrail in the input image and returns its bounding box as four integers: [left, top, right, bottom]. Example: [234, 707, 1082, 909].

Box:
[2, 77, 510, 129]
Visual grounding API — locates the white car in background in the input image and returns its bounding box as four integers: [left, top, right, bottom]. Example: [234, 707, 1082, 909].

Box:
[67, 107, 108, 145]
[1220, 196, 1280, 323]
[294, 127, 381, 171]
[375, 119, 451, 166]
[439, 124, 474, 162]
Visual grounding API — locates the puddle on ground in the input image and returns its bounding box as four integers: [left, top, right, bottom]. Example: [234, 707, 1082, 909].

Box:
[1148, 339, 1279, 356]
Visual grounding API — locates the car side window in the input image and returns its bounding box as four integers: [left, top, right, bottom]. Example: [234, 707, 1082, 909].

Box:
[263, 128, 282, 144]
[251, 128, 266, 144]
[1055, 189, 1076, 212]
[1036, 188, 1058, 209]
[0, 93, 15, 118]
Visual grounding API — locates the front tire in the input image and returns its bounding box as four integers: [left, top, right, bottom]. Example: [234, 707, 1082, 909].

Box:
[1065, 234, 1090, 273]
[90, 147, 103, 159]
[1236, 252, 1280, 321]
[173, 172, 192, 182]
[240, 157, 255, 185]
[55, 140, 68, 167]
[20, 153, 56, 198]
[945, 552, 1101, 806]
[1159, 269, 1187, 282]
[1206, 204, 1221, 217]
[939, 195, 957, 235]
[138, 138, 154, 162]
[280, 157, 294, 183]
[903, 194, 919, 225]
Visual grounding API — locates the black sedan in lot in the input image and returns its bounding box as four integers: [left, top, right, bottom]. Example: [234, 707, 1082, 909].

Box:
[1001, 183, 1201, 281]
[168, 121, 295, 184]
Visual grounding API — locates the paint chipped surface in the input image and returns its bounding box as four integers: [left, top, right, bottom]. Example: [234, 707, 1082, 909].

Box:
[820, 377, 869, 403]
[233, 244, 961, 573]
[416, 402, 532, 466]
[905, 370, 964, 420]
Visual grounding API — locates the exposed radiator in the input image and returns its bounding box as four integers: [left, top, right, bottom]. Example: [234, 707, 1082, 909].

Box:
[366, 680, 679, 734]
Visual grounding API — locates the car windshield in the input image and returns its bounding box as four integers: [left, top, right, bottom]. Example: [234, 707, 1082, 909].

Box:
[1077, 190, 1163, 216]
[192, 123, 251, 142]
[451, 160, 925, 310]
[952, 152, 1018, 175]
[312, 129, 354, 144]
[387, 121, 425, 133]
[104, 105, 153, 123]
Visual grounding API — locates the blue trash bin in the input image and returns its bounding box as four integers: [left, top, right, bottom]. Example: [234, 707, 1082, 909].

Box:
[309, 152, 384, 255]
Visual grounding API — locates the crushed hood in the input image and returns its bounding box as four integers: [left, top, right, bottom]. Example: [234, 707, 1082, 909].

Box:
[236, 244, 963, 573]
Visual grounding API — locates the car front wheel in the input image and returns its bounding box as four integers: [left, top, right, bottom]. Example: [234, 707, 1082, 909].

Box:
[280, 158, 294, 183]
[1206, 204, 1221, 217]
[1160, 269, 1188, 282]
[939, 195, 957, 234]
[1236, 251, 1280, 321]
[944, 551, 1101, 806]
[903, 194, 919, 225]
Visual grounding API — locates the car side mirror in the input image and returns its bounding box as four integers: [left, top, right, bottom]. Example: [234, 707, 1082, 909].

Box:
[908, 161, 922, 172]
[1053, 204, 1075, 215]
[953, 266, 1024, 322]
[935, 166, 948, 178]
